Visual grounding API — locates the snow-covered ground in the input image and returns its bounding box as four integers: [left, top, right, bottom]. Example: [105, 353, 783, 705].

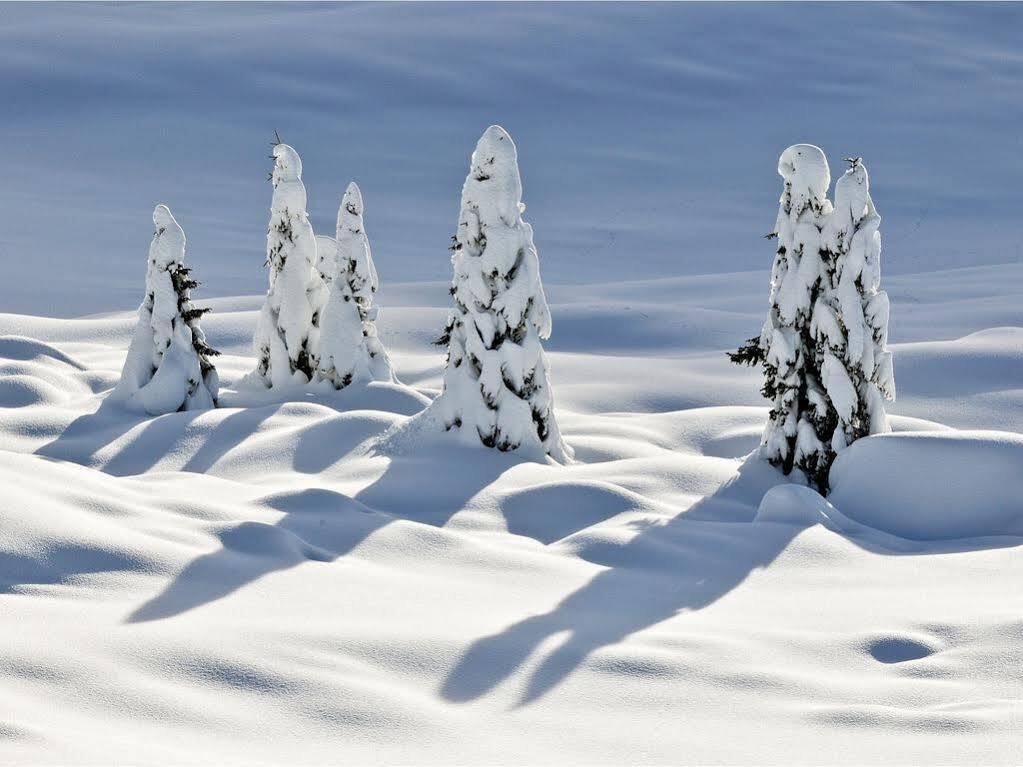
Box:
[3, 3, 1023, 763]
[1, 260, 1021, 763]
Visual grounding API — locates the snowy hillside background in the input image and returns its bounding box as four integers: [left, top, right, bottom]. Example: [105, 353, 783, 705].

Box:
[2, 2, 1022, 315]
[2, 3, 1023, 764]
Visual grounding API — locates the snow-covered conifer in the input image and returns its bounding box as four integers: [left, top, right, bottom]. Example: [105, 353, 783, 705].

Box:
[314, 234, 338, 285]
[434, 126, 571, 462]
[316, 182, 394, 388]
[730, 144, 835, 489]
[112, 205, 219, 414]
[253, 142, 321, 387]
[814, 158, 895, 452]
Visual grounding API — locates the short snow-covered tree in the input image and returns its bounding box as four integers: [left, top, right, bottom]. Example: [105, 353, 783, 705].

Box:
[730, 144, 835, 490]
[316, 182, 395, 388]
[112, 204, 219, 414]
[253, 142, 321, 387]
[435, 125, 571, 462]
[815, 158, 895, 452]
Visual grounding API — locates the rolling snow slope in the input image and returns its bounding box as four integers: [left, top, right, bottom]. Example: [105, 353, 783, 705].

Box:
[0, 263, 1021, 763]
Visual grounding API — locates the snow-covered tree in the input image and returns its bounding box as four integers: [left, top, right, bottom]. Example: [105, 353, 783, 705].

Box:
[253, 142, 321, 388]
[112, 204, 219, 414]
[730, 144, 835, 490]
[314, 234, 338, 285]
[434, 126, 571, 462]
[814, 158, 895, 453]
[316, 182, 395, 388]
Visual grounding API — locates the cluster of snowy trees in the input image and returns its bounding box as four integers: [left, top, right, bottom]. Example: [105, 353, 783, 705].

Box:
[114, 127, 570, 462]
[251, 142, 394, 391]
[113, 134, 890, 489]
[730, 145, 895, 493]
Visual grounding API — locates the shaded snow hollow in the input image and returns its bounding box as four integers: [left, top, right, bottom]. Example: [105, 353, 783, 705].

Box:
[0, 264, 1021, 763]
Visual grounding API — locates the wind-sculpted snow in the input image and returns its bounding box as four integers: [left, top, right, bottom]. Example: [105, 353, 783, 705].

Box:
[829, 431, 1023, 540]
[0, 266, 1020, 762]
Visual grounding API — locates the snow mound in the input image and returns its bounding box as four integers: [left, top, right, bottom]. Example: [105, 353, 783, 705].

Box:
[0, 375, 68, 408]
[829, 431, 1023, 540]
[0, 335, 87, 368]
[0, 259, 1021, 763]
[0, 335, 98, 407]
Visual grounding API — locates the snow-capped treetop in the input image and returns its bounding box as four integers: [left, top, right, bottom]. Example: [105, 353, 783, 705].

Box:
[777, 143, 830, 201]
[147, 205, 187, 347]
[769, 144, 834, 327]
[336, 182, 379, 299]
[776, 144, 831, 236]
[455, 125, 553, 339]
[461, 126, 524, 251]
[151, 204, 184, 268]
[270, 143, 307, 215]
[824, 158, 875, 254]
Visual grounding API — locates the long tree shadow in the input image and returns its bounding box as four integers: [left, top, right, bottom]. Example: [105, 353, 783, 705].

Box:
[440, 456, 796, 705]
[35, 399, 153, 471]
[37, 399, 288, 477]
[180, 405, 283, 474]
[441, 454, 1023, 706]
[1, 545, 144, 595]
[126, 487, 389, 622]
[126, 442, 518, 623]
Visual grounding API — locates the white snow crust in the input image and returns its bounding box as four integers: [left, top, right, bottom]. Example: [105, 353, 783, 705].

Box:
[0, 259, 1020, 763]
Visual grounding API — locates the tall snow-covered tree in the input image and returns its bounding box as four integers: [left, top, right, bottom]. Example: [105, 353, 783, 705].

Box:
[253, 142, 321, 388]
[316, 182, 395, 388]
[314, 234, 338, 285]
[434, 125, 571, 462]
[730, 144, 835, 490]
[112, 204, 219, 414]
[814, 158, 895, 453]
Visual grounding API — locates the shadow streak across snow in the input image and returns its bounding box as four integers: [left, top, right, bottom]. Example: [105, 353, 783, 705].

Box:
[439, 456, 797, 705]
[126, 441, 518, 623]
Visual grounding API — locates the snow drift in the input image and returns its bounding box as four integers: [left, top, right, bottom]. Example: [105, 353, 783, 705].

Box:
[0, 260, 1020, 763]
[829, 430, 1023, 540]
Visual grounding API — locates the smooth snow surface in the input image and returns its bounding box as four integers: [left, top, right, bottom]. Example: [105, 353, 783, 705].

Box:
[0, 259, 1021, 763]
[829, 431, 1023, 540]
